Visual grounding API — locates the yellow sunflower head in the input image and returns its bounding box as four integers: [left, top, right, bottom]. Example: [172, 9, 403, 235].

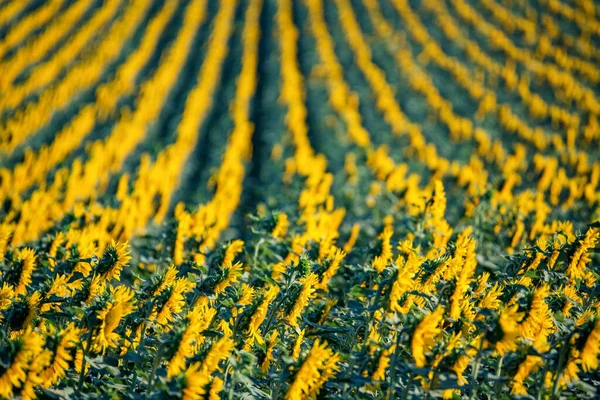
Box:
[92, 286, 136, 354]
[96, 241, 131, 281]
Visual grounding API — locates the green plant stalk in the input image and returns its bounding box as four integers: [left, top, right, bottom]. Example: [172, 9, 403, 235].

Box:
[493, 355, 504, 397]
[469, 338, 485, 400]
[400, 371, 413, 400]
[129, 318, 148, 391]
[227, 365, 236, 400]
[551, 339, 571, 399]
[536, 360, 551, 400]
[263, 287, 288, 333]
[147, 342, 165, 394]
[77, 327, 94, 394]
[387, 331, 403, 400]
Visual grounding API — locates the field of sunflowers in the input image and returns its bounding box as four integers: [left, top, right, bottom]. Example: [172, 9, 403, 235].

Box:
[0, 0, 599, 398]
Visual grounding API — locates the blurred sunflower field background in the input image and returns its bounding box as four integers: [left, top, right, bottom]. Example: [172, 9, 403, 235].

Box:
[0, 0, 599, 398]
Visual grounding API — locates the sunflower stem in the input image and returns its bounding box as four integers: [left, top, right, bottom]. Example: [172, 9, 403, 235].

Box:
[130, 319, 148, 391]
[493, 355, 504, 397]
[147, 342, 164, 394]
[468, 337, 485, 400]
[388, 330, 403, 400]
[263, 286, 288, 333]
[536, 361, 551, 400]
[77, 321, 94, 395]
[551, 335, 571, 399]
[400, 371, 413, 400]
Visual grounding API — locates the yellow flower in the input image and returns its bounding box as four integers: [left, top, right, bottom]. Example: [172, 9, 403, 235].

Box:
[452, 336, 480, 386]
[237, 283, 255, 307]
[15, 248, 37, 296]
[208, 377, 224, 400]
[0, 282, 14, 311]
[0, 330, 45, 399]
[495, 305, 522, 356]
[214, 261, 243, 295]
[174, 212, 191, 265]
[519, 285, 553, 350]
[478, 282, 502, 310]
[0, 224, 12, 262]
[562, 358, 580, 384]
[411, 306, 445, 367]
[96, 240, 131, 281]
[155, 278, 194, 327]
[247, 284, 280, 337]
[373, 344, 396, 381]
[373, 226, 393, 272]
[6, 292, 42, 334]
[168, 300, 217, 378]
[343, 223, 360, 253]
[21, 347, 53, 400]
[287, 273, 319, 327]
[390, 252, 423, 313]
[261, 330, 279, 373]
[153, 264, 179, 297]
[272, 213, 290, 239]
[41, 274, 73, 312]
[92, 286, 136, 354]
[318, 247, 345, 291]
[200, 335, 235, 374]
[566, 228, 599, 283]
[84, 274, 107, 304]
[581, 319, 600, 372]
[449, 237, 476, 320]
[222, 240, 244, 268]
[562, 285, 582, 317]
[42, 323, 80, 387]
[182, 335, 235, 400]
[427, 180, 447, 226]
[48, 232, 67, 269]
[511, 353, 545, 395]
[292, 329, 305, 360]
[286, 339, 340, 400]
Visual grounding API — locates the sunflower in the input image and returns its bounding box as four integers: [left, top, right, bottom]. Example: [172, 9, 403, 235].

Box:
[451, 336, 480, 386]
[14, 248, 37, 296]
[41, 274, 72, 312]
[247, 284, 280, 337]
[0, 282, 14, 312]
[261, 330, 278, 373]
[21, 347, 52, 400]
[411, 306, 445, 367]
[92, 286, 136, 354]
[511, 353, 545, 395]
[271, 213, 289, 239]
[285, 339, 340, 400]
[154, 278, 194, 327]
[182, 335, 235, 400]
[96, 240, 131, 281]
[580, 318, 600, 372]
[287, 273, 319, 327]
[42, 323, 81, 387]
[213, 261, 243, 295]
[292, 329, 305, 360]
[389, 252, 422, 313]
[207, 377, 224, 400]
[493, 305, 523, 356]
[317, 247, 345, 291]
[4, 292, 41, 335]
[168, 300, 217, 378]
[372, 226, 393, 272]
[222, 240, 244, 267]
[0, 330, 45, 399]
[0, 224, 12, 262]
